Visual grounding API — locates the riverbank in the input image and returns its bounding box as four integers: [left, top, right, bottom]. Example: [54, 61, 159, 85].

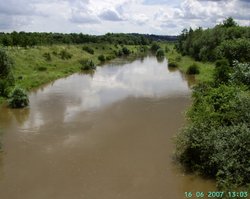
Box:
[1, 43, 214, 107]
[163, 43, 215, 83]
[11, 42, 214, 91]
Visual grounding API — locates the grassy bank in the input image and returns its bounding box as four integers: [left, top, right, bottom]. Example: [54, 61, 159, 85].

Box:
[6, 44, 144, 91]
[5, 42, 214, 93]
[163, 43, 215, 83]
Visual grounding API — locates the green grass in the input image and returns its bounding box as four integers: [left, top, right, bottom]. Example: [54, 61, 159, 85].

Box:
[6, 44, 144, 91]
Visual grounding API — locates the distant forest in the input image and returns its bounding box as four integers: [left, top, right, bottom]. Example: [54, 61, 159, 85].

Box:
[0, 32, 177, 47]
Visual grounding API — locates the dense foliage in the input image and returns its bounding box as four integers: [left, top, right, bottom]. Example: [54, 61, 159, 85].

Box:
[176, 81, 250, 188]
[0, 48, 14, 97]
[176, 18, 250, 63]
[8, 87, 29, 108]
[176, 60, 250, 188]
[176, 18, 250, 189]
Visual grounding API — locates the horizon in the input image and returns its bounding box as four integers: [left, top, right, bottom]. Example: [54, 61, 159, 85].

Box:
[0, 0, 249, 36]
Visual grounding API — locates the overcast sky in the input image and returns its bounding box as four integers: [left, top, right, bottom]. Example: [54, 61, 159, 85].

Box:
[0, 0, 249, 35]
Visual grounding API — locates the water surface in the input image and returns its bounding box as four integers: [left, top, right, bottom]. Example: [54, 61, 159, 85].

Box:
[0, 56, 215, 199]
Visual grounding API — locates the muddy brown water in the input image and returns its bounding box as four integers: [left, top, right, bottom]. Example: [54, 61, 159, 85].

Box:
[0, 56, 215, 199]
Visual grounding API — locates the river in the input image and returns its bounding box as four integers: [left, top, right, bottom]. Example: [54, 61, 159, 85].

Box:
[0, 56, 215, 199]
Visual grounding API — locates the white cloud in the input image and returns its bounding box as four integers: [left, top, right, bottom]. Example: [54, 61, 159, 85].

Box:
[0, 0, 249, 34]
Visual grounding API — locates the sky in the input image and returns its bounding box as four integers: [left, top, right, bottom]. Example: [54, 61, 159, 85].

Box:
[0, 0, 249, 35]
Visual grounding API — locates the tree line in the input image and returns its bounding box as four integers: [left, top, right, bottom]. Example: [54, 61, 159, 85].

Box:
[0, 32, 151, 47]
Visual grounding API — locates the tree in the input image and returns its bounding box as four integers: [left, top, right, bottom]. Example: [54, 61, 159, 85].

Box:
[222, 17, 238, 28]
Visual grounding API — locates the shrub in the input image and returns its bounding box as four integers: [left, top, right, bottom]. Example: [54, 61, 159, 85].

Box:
[122, 47, 130, 55]
[37, 66, 47, 71]
[156, 48, 165, 58]
[8, 87, 29, 108]
[52, 51, 57, 56]
[150, 42, 161, 53]
[175, 56, 182, 62]
[139, 45, 148, 52]
[165, 45, 170, 53]
[168, 61, 178, 68]
[43, 52, 52, 61]
[0, 75, 14, 97]
[116, 50, 123, 57]
[82, 46, 94, 54]
[214, 59, 231, 84]
[59, 50, 72, 60]
[0, 48, 13, 79]
[186, 63, 200, 75]
[79, 59, 96, 71]
[106, 55, 114, 61]
[231, 61, 250, 88]
[98, 54, 106, 62]
[176, 84, 250, 188]
[0, 48, 14, 97]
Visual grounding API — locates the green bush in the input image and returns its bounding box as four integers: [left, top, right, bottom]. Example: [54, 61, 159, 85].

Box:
[52, 51, 57, 56]
[82, 46, 94, 54]
[231, 61, 250, 88]
[122, 47, 130, 55]
[186, 63, 200, 75]
[37, 66, 47, 71]
[214, 59, 231, 84]
[79, 59, 96, 71]
[168, 61, 178, 68]
[175, 56, 182, 62]
[0, 77, 14, 97]
[116, 50, 123, 57]
[150, 42, 161, 53]
[165, 45, 170, 53]
[59, 49, 72, 60]
[98, 54, 106, 62]
[8, 87, 29, 108]
[43, 52, 52, 61]
[0, 48, 13, 79]
[0, 48, 14, 97]
[156, 48, 165, 58]
[106, 55, 114, 61]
